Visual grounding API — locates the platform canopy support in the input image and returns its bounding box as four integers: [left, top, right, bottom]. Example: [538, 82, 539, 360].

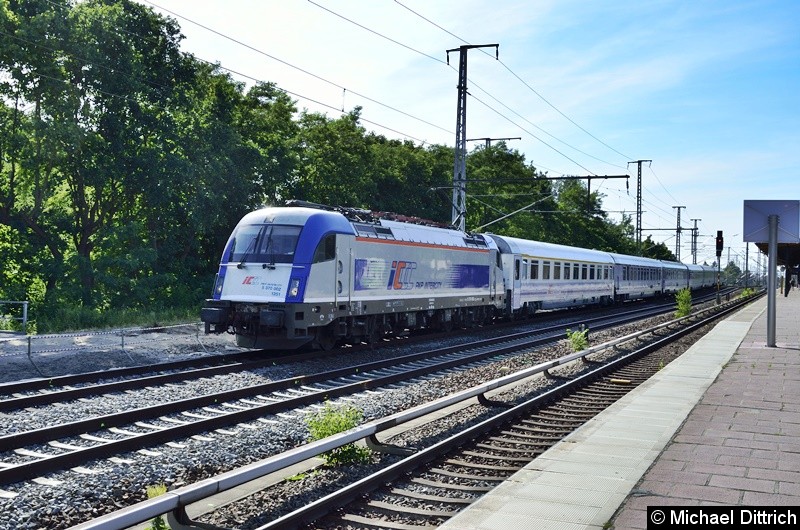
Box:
[743, 200, 800, 347]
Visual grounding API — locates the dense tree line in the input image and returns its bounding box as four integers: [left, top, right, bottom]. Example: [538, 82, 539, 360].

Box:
[0, 0, 673, 331]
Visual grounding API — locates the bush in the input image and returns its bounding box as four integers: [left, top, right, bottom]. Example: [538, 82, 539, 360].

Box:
[306, 402, 372, 466]
[675, 288, 692, 317]
[566, 327, 589, 351]
[35, 304, 201, 334]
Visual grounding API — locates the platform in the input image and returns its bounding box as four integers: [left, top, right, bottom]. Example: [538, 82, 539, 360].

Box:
[441, 290, 800, 529]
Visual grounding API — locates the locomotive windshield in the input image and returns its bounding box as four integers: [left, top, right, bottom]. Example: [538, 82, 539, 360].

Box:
[229, 224, 302, 265]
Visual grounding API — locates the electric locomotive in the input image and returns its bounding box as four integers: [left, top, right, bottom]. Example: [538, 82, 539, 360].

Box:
[201, 202, 504, 350]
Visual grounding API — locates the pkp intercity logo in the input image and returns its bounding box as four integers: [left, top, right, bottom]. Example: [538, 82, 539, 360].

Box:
[387, 261, 416, 290]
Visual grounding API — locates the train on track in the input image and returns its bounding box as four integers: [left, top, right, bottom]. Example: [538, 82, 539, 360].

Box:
[201, 201, 717, 350]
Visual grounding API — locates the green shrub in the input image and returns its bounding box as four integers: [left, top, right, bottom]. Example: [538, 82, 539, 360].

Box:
[306, 402, 372, 466]
[36, 305, 200, 334]
[675, 288, 692, 317]
[740, 287, 755, 298]
[566, 327, 589, 351]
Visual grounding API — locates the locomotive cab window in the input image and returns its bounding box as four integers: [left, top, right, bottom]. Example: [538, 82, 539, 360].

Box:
[229, 224, 302, 265]
[313, 234, 336, 263]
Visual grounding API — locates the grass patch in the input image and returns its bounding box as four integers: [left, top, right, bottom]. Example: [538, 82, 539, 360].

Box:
[306, 402, 372, 467]
[145, 484, 168, 530]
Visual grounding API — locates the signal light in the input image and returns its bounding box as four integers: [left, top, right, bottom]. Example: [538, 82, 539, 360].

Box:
[716, 230, 724, 258]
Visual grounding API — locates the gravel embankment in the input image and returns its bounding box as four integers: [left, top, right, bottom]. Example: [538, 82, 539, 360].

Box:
[0, 313, 683, 530]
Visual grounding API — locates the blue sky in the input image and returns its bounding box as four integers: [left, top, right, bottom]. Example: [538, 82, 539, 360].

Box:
[139, 0, 799, 270]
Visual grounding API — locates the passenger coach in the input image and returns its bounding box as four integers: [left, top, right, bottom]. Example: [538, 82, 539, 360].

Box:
[488, 235, 616, 314]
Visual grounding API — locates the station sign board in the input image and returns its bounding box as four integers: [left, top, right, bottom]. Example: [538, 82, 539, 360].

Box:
[743, 200, 800, 243]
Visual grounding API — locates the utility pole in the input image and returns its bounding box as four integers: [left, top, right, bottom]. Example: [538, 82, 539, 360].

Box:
[466, 137, 521, 148]
[673, 206, 685, 261]
[447, 44, 498, 232]
[627, 160, 651, 254]
[690, 218, 701, 264]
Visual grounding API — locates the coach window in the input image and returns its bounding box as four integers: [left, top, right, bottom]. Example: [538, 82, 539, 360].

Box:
[581, 264, 588, 280]
[543, 261, 551, 280]
[312, 234, 336, 263]
[531, 260, 539, 280]
[574, 263, 580, 280]
[515, 259, 520, 281]
[564, 262, 571, 280]
[554, 261, 561, 280]
[589, 264, 595, 280]
[523, 259, 529, 280]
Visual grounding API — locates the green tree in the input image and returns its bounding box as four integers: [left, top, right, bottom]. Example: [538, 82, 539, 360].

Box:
[464, 142, 555, 237]
[723, 261, 741, 285]
[367, 135, 450, 221]
[292, 107, 376, 207]
[640, 235, 676, 261]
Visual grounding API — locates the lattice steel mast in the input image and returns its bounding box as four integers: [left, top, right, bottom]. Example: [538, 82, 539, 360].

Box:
[446, 44, 498, 231]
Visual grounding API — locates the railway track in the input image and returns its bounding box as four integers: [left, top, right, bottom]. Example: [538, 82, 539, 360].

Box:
[0, 301, 685, 487]
[1, 291, 725, 410]
[321, 351, 675, 529]
[0, 289, 743, 530]
[187, 292, 755, 530]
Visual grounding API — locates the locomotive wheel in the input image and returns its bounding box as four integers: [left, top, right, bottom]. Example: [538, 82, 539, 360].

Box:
[314, 323, 338, 351]
[364, 317, 381, 346]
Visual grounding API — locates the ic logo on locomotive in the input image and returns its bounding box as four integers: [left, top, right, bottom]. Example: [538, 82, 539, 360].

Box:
[387, 261, 416, 290]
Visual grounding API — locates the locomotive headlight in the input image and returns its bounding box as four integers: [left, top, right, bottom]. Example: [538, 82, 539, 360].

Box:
[289, 278, 300, 297]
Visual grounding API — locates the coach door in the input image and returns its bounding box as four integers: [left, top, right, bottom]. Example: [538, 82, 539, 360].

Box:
[490, 250, 498, 300]
[512, 257, 522, 310]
